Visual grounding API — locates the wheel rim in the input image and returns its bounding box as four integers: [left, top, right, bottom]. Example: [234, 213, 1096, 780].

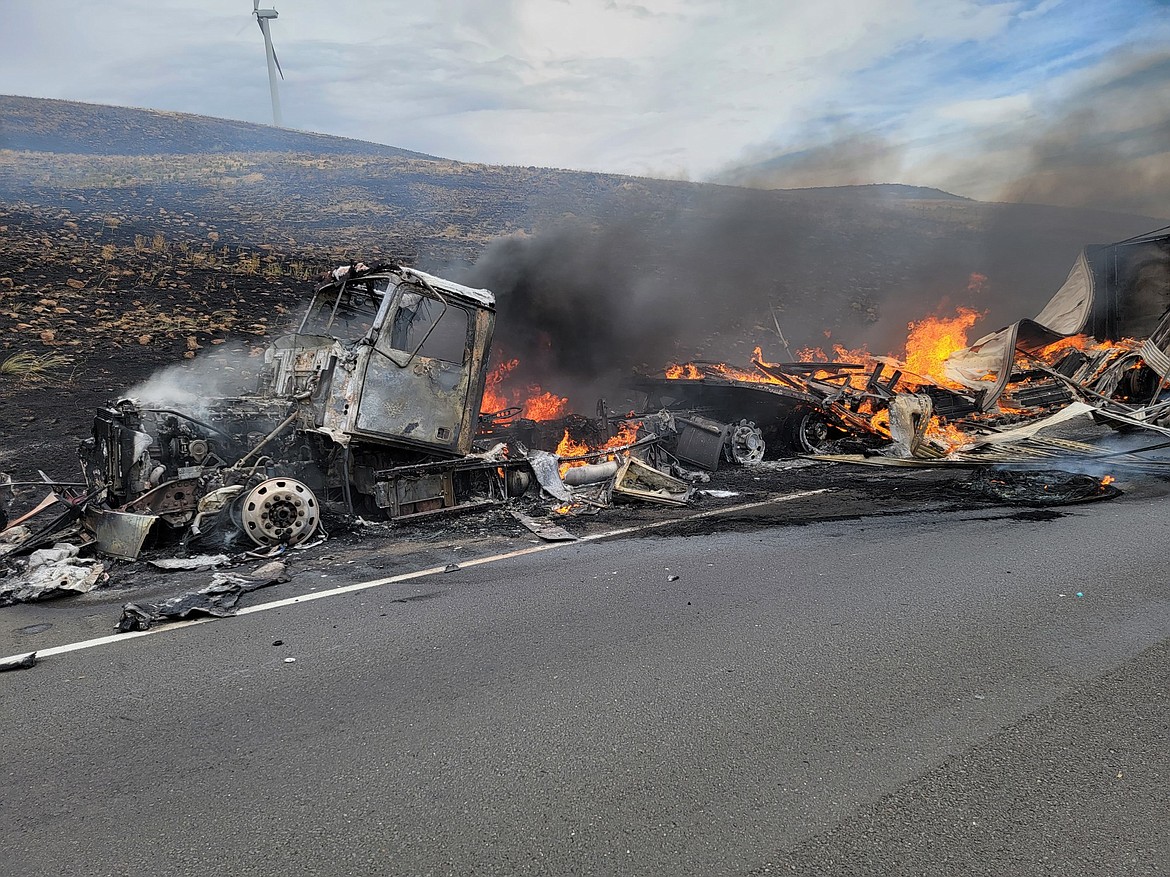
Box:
[239, 477, 320, 546]
[797, 412, 834, 454]
[728, 422, 766, 464]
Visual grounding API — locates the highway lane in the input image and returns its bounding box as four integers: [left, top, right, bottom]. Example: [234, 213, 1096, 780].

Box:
[3, 496, 1169, 876]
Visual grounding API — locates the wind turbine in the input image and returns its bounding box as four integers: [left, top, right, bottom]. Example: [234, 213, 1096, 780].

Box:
[253, 0, 284, 127]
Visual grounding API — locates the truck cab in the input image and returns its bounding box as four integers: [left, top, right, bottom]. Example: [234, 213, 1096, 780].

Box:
[81, 264, 498, 540]
[263, 264, 496, 457]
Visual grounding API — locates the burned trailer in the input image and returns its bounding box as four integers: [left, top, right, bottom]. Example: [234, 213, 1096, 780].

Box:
[626, 361, 887, 465]
[80, 264, 504, 547]
[946, 228, 1170, 414]
[625, 354, 986, 468]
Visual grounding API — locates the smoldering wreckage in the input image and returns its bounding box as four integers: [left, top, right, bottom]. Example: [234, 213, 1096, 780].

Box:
[3, 227, 1170, 645]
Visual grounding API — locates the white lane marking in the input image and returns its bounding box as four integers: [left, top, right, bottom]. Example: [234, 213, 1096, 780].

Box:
[3, 489, 828, 664]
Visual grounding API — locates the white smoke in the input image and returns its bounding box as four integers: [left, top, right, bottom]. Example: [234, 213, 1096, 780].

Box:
[123, 342, 262, 419]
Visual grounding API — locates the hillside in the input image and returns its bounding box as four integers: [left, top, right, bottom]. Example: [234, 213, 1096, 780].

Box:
[1, 95, 1167, 479]
[0, 95, 435, 159]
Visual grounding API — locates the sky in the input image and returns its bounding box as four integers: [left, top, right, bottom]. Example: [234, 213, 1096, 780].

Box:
[4, 0, 1170, 211]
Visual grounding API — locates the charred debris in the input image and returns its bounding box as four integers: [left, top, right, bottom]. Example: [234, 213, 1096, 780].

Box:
[4, 227, 1170, 601]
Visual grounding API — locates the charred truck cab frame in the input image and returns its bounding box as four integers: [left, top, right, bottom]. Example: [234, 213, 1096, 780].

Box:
[81, 265, 497, 547]
[286, 264, 495, 456]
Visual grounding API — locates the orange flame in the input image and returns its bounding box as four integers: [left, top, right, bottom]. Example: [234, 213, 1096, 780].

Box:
[795, 308, 982, 389]
[925, 416, 969, 451]
[481, 355, 571, 421]
[795, 341, 875, 364]
[1102, 475, 1116, 486]
[653, 298, 1132, 454]
[665, 362, 703, 379]
[902, 307, 983, 388]
[481, 358, 519, 414]
[555, 422, 642, 475]
[521, 390, 569, 421]
[707, 362, 775, 383]
[555, 428, 591, 460]
[1034, 334, 1111, 359]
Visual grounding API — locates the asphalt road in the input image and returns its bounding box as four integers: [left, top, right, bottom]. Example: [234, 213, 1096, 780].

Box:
[3, 490, 1169, 876]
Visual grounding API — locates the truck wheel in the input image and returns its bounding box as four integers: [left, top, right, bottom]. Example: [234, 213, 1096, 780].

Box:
[790, 409, 836, 454]
[239, 477, 320, 546]
[727, 420, 766, 464]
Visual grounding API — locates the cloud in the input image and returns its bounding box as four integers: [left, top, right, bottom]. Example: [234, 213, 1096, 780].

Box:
[1, 0, 1169, 206]
[935, 94, 1034, 127]
[698, 2, 1170, 218]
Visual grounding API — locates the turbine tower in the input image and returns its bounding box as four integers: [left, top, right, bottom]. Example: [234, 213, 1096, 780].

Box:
[253, 0, 284, 127]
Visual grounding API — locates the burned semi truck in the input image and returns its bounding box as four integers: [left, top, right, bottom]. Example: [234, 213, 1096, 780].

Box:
[80, 264, 503, 549]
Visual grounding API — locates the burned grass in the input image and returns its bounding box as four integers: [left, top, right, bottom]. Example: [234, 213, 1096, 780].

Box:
[0, 200, 325, 487]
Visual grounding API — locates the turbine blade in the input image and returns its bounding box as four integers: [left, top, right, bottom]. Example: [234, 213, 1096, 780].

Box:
[272, 45, 284, 80]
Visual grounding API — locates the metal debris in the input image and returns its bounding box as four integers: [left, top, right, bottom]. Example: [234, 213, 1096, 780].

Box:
[115, 562, 288, 632]
[965, 469, 1122, 506]
[510, 510, 578, 542]
[88, 508, 158, 561]
[0, 652, 37, 672]
[0, 545, 106, 607]
[562, 460, 621, 487]
[0, 525, 31, 547]
[525, 449, 572, 501]
[0, 487, 97, 560]
[613, 457, 691, 506]
[147, 554, 232, 571]
[885, 394, 934, 458]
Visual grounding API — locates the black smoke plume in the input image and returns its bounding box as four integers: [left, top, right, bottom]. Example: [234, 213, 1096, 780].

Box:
[459, 192, 823, 408]
[461, 46, 1170, 412]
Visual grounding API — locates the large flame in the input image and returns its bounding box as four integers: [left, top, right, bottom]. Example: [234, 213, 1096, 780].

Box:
[481, 355, 570, 421]
[902, 307, 982, 388]
[793, 308, 983, 387]
[555, 429, 591, 460]
[658, 305, 991, 454]
[481, 358, 519, 414]
[521, 390, 570, 421]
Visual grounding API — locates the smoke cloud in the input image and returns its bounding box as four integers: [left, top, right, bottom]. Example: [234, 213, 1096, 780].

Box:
[459, 193, 821, 408]
[711, 50, 1170, 224]
[460, 188, 1162, 418]
[992, 51, 1170, 219]
[714, 132, 907, 192]
[124, 341, 261, 419]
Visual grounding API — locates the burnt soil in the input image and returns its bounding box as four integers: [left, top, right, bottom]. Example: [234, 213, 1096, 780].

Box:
[0, 202, 314, 489]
